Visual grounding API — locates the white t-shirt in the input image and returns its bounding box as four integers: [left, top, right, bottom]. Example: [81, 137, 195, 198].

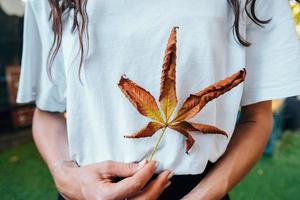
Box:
[17, 0, 300, 174]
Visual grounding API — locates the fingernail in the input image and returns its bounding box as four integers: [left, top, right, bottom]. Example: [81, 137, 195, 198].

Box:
[167, 171, 174, 180]
[154, 161, 159, 169]
[164, 181, 171, 189]
[137, 159, 147, 170]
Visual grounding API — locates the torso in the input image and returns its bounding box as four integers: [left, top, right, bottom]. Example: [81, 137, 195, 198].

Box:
[61, 0, 246, 174]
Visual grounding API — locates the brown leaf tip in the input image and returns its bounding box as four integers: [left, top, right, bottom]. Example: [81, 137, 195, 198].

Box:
[118, 75, 128, 86]
[124, 135, 152, 139]
[124, 135, 134, 138]
[240, 68, 247, 79]
[221, 131, 229, 139]
[173, 26, 179, 30]
[167, 26, 179, 46]
[172, 27, 179, 45]
[124, 135, 142, 138]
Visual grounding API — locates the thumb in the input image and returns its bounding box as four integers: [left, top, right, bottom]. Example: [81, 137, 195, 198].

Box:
[99, 159, 148, 178]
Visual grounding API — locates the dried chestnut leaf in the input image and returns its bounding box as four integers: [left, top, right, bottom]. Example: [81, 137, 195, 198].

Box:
[172, 69, 246, 122]
[159, 26, 179, 122]
[118, 75, 164, 123]
[118, 26, 246, 158]
[169, 124, 195, 153]
[124, 122, 164, 138]
[173, 121, 228, 138]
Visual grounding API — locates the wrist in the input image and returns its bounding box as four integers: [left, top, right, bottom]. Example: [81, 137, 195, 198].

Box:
[55, 159, 79, 169]
[52, 160, 79, 183]
[51, 160, 81, 199]
[183, 179, 229, 200]
[182, 186, 210, 200]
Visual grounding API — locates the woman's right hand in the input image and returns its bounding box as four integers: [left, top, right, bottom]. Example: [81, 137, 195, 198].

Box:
[53, 160, 173, 200]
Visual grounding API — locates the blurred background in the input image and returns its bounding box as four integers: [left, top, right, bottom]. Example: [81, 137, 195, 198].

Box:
[0, 0, 300, 199]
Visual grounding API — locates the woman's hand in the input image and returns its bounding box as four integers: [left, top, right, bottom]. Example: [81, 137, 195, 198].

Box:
[128, 169, 172, 200]
[32, 109, 172, 200]
[53, 160, 172, 200]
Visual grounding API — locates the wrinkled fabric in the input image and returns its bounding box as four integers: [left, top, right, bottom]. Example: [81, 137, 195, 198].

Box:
[17, 0, 300, 174]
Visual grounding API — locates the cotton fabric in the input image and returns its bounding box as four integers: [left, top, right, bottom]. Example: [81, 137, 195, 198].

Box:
[17, 0, 300, 174]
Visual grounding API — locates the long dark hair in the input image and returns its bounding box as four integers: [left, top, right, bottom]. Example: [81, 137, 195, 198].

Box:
[47, 0, 88, 81]
[47, 0, 274, 78]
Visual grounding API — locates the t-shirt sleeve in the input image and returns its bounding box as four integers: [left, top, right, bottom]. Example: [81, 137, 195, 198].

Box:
[241, 0, 300, 106]
[16, 0, 67, 112]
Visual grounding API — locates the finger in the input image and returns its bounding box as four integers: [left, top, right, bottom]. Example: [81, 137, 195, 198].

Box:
[133, 170, 173, 200]
[97, 159, 147, 178]
[59, 192, 74, 200]
[60, 191, 84, 200]
[112, 160, 158, 199]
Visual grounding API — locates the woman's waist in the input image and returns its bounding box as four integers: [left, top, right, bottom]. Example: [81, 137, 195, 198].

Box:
[70, 140, 224, 175]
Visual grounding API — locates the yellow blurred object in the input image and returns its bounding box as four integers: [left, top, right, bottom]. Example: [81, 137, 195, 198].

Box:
[272, 100, 284, 112]
[290, 1, 300, 37]
[9, 155, 20, 163]
[257, 169, 264, 176]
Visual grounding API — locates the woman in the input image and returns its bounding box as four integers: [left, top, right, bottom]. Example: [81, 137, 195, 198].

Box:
[17, 0, 300, 199]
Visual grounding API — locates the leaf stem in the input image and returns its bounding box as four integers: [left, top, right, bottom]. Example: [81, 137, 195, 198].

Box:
[148, 126, 167, 161]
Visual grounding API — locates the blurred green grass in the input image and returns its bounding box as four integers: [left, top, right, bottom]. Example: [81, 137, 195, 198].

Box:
[0, 142, 57, 200]
[0, 131, 300, 200]
[230, 131, 300, 200]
